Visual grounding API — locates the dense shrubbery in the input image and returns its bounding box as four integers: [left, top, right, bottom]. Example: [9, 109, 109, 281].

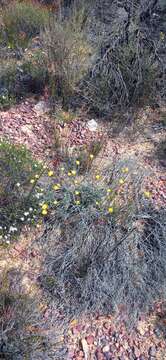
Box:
[1, 0, 49, 49]
[43, 6, 92, 109]
[38, 157, 166, 324]
[0, 141, 45, 243]
[0, 49, 48, 109]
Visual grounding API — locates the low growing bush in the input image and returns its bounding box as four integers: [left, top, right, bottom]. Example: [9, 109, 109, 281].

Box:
[1, 0, 49, 49]
[43, 5, 92, 109]
[38, 157, 166, 324]
[0, 141, 45, 243]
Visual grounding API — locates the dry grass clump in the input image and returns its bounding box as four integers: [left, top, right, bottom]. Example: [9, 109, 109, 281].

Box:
[0, 270, 47, 360]
[43, 5, 92, 109]
[38, 157, 166, 325]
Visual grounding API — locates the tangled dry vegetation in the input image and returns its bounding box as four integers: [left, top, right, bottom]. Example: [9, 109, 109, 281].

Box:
[0, 0, 166, 359]
[39, 158, 166, 325]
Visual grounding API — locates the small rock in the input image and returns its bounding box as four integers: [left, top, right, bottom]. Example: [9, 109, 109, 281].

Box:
[81, 338, 89, 360]
[34, 101, 49, 114]
[137, 322, 148, 336]
[103, 322, 110, 330]
[87, 119, 98, 131]
[86, 335, 94, 345]
[148, 346, 156, 356]
[134, 347, 141, 357]
[77, 350, 84, 358]
[102, 345, 110, 353]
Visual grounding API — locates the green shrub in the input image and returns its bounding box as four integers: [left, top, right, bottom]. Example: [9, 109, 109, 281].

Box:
[0, 60, 17, 101]
[1, 0, 49, 49]
[43, 6, 92, 109]
[0, 141, 45, 244]
[39, 157, 166, 325]
[20, 48, 48, 94]
[0, 90, 16, 110]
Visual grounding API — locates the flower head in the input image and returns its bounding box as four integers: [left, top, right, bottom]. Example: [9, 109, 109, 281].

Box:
[30, 179, 35, 184]
[75, 191, 80, 195]
[75, 200, 80, 205]
[68, 171, 72, 176]
[108, 207, 114, 214]
[144, 191, 151, 199]
[122, 167, 129, 173]
[107, 188, 112, 193]
[48, 170, 54, 177]
[42, 203, 48, 210]
[71, 170, 76, 176]
[95, 174, 101, 180]
[76, 160, 80, 166]
[35, 174, 40, 179]
[42, 209, 48, 215]
[119, 178, 125, 185]
[53, 200, 58, 205]
[53, 183, 61, 191]
[89, 154, 94, 160]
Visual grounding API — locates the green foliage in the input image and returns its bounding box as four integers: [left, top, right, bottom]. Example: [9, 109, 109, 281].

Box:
[0, 90, 16, 110]
[0, 60, 17, 104]
[0, 141, 44, 243]
[1, 0, 49, 49]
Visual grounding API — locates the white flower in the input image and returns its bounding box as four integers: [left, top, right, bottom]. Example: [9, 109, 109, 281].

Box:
[35, 193, 40, 199]
[16, 182, 21, 187]
[6, 240, 10, 244]
[29, 207, 33, 212]
[9, 226, 17, 233]
[0, 226, 2, 230]
[20, 217, 25, 221]
[24, 212, 29, 216]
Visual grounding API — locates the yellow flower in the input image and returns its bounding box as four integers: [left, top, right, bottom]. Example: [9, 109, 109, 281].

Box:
[107, 188, 112, 193]
[42, 203, 48, 210]
[30, 179, 35, 184]
[35, 174, 40, 179]
[74, 180, 78, 185]
[119, 178, 125, 185]
[76, 160, 80, 165]
[122, 167, 129, 173]
[75, 191, 80, 195]
[108, 207, 114, 214]
[48, 170, 54, 177]
[71, 170, 76, 176]
[89, 154, 94, 160]
[95, 174, 101, 180]
[68, 172, 72, 176]
[42, 209, 48, 215]
[75, 200, 80, 205]
[96, 201, 100, 206]
[53, 183, 61, 191]
[144, 191, 151, 198]
[53, 200, 58, 205]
